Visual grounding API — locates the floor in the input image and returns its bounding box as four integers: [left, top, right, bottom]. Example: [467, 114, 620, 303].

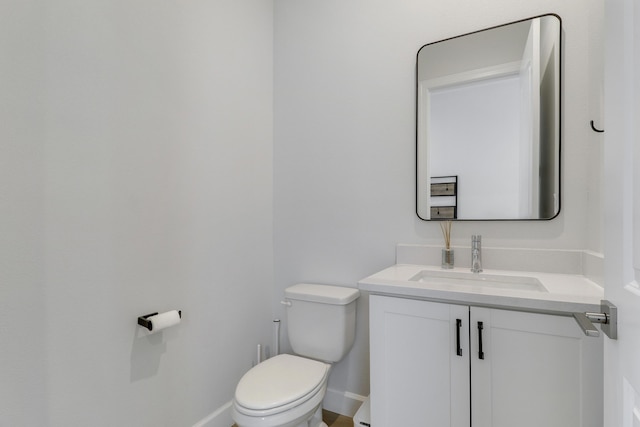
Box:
[322, 410, 354, 427]
[231, 410, 353, 427]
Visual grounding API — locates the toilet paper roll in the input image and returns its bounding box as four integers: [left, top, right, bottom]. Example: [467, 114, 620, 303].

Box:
[147, 310, 181, 333]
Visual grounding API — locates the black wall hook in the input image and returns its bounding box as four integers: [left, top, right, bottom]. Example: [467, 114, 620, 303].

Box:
[590, 120, 605, 133]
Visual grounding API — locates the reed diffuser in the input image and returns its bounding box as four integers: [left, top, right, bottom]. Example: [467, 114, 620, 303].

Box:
[440, 220, 454, 269]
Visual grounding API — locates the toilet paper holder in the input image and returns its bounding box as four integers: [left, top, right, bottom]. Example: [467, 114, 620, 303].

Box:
[137, 310, 182, 331]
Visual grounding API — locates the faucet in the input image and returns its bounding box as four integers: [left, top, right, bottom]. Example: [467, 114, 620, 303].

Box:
[471, 235, 483, 273]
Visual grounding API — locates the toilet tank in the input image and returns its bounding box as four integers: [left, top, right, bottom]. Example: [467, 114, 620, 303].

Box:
[284, 284, 360, 363]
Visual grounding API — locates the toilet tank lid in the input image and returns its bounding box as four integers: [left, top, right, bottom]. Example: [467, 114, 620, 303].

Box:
[285, 284, 360, 305]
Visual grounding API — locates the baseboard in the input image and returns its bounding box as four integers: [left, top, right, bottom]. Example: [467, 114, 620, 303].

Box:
[193, 392, 364, 425]
[323, 388, 367, 417]
[192, 401, 233, 427]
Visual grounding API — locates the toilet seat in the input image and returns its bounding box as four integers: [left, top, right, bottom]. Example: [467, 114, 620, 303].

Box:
[234, 354, 330, 417]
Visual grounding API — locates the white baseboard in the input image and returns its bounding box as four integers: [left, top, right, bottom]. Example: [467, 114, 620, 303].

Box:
[193, 392, 365, 426]
[192, 401, 233, 427]
[323, 388, 367, 417]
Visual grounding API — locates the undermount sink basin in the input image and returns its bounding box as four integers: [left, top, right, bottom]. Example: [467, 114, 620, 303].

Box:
[409, 270, 548, 293]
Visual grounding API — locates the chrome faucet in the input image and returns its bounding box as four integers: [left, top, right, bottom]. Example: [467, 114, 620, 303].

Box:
[471, 235, 483, 273]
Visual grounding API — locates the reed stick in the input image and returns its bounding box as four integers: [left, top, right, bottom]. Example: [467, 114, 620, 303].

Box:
[440, 220, 452, 250]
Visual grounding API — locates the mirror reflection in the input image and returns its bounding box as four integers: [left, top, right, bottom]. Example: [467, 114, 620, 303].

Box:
[416, 14, 561, 220]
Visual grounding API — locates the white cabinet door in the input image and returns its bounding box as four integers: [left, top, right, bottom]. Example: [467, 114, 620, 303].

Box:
[369, 295, 470, 427]
[470, 308, 603, 427]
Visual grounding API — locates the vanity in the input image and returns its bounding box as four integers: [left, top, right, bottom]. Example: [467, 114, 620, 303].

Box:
[373, 9, 607, 425]
[359, 264, 604, 427]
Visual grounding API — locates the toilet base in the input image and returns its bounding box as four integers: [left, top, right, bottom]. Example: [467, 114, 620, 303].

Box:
[291, 405, 325, 427]
[232, 394, 327, 427]
[305, 406, 324, 427]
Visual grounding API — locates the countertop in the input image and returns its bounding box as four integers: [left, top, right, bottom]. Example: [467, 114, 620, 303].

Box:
[358, 264, 604, 315]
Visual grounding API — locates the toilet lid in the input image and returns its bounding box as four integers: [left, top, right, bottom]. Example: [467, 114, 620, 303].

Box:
[235, 354, 329, 411]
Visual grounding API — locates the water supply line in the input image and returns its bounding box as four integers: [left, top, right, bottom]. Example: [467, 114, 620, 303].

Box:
[256, 344, 262, 364]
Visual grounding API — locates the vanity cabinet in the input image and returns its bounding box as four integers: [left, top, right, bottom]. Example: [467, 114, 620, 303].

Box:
[369, 295, 603, 427]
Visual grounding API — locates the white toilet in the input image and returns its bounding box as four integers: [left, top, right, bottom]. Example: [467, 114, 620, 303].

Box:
[231, 283, 360, 427]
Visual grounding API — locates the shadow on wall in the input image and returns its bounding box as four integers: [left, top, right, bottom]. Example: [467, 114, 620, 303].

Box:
[130, 326, 180, 382]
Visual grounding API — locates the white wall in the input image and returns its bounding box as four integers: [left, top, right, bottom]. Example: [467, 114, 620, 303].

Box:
[1, 0, 274, 425]
[587, 0, 605, 254]
[274, 0, 603, 407]
[0, 1, 47, 425]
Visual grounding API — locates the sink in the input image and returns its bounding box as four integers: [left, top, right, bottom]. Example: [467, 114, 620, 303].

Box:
[409, 270, 548, 293]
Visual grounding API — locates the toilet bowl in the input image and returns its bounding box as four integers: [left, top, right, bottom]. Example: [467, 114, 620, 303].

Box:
[231, 284, 360, 427]
[232, 354, 330, 427]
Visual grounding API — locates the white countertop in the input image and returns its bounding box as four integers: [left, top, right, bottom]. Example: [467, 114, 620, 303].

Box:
[358, 264, 604, 315]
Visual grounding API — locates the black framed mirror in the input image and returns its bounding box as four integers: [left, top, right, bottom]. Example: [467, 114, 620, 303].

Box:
[416, 14, 561, 220]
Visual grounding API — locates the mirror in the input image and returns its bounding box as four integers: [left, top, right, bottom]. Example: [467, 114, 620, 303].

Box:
[416, 14, 561, 220]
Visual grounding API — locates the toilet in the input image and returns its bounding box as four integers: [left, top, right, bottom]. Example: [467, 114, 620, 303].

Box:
[231, 283, 360, 427]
